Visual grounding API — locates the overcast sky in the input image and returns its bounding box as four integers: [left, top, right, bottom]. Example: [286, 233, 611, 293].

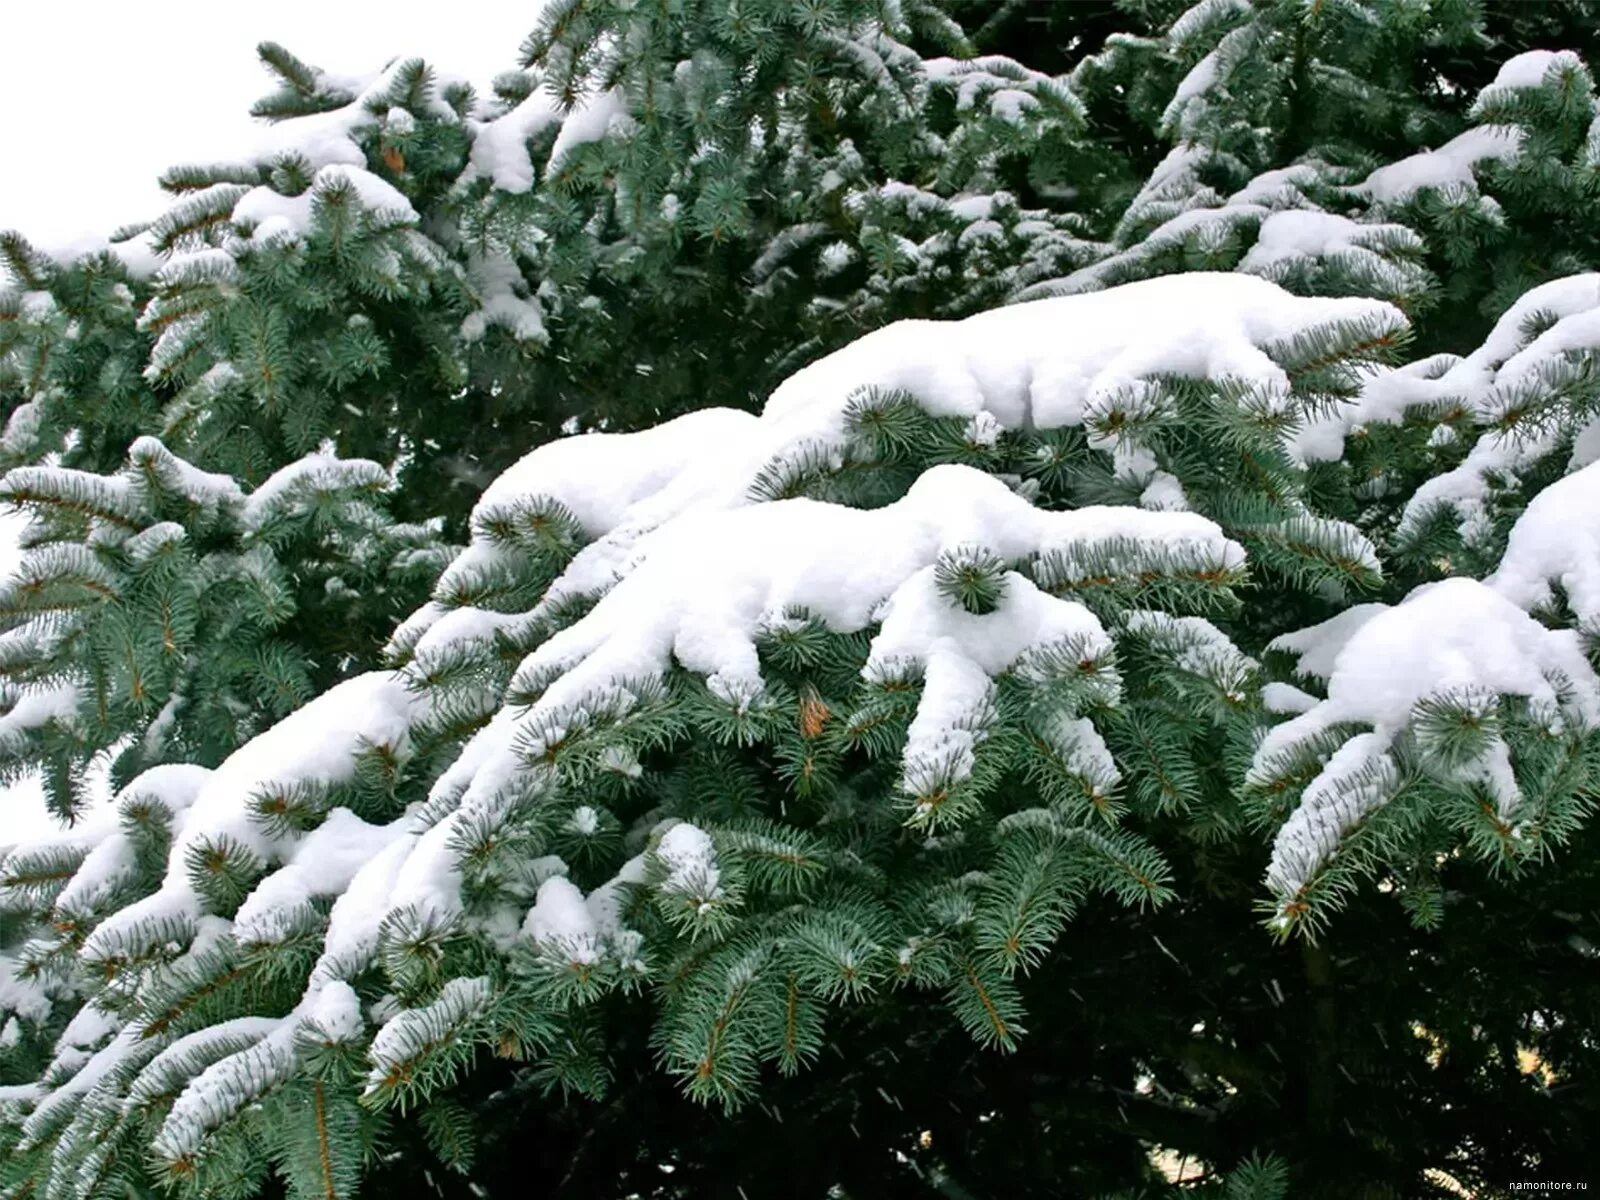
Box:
[0, 2, 540, 841]
[1, 2, 538, 247]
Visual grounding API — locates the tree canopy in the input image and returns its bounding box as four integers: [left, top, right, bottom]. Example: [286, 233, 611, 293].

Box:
[1, 2, 1598, 1198]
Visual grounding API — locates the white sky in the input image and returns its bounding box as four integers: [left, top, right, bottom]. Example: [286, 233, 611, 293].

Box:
[0, 2, 539, 842]
[1, 1, 538, 247]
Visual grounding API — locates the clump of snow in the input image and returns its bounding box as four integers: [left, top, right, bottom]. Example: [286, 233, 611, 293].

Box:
[1166, 50, 1219, 115]
[1261, 681, 1318, 715]
[483, 408, 750, 540]
[241, 448, 389, 531]
[153, 1023, 296, 1162]
[1265, 732, 1398, 901]
[302, 979, 364, 1043]
[1165, 0, 1250, 49]
[1260, 578, 1596, 760]
[1489, 461, 1600, 621]
[244, 54, 454, 177]
[1032, 204, 1266, 298]
[82, 674, 414, 965]
[523, 875, 601, 963]
[1034, 713, 1120, 797]
[1360, 125, 1524, 206]
[309, 829, 417, 986]
[1477, 49, 1585, 97]
[460, 90, 564, 192]
[1255, 576, 1600, 905]
[233, 809, 407, 947]
[654, 823, 723, 905]
[1390, 274, 1600, 538]
[384, 107, 417, 136]
[584, 854, 648, 939]
[364, 976, 490, 1096]
[545, 88, 634, 174]
[764, 272, 1395, 437]
[35, 231, 162, 281]
[459, 250, 548, 345]
[128, 437, 244, 508]
[163, 674, 413, 876]
[868, 561, 1110, 805]
[1227, 163, 1326, 209]
[818, 241, 857, 276]
[22, 767, 209, 926]
[1267, 604, 1389, 682]
[430, 405, 757, 618]
[1240, 210, 1425, 296]
[234, 163, 417, 245]
[510, 466, 1225, 729]
[0, 684, 82, 752]
[1289, 274, 1600, 529]
[0, 957, 50, 1024]
[125, 1018, 279, 1110]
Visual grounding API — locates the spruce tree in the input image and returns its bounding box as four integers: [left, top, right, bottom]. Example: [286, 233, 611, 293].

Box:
[0, 4, 1110, 819]
[0, 47, 474, 813]
[3, 3, 1600, 1199]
